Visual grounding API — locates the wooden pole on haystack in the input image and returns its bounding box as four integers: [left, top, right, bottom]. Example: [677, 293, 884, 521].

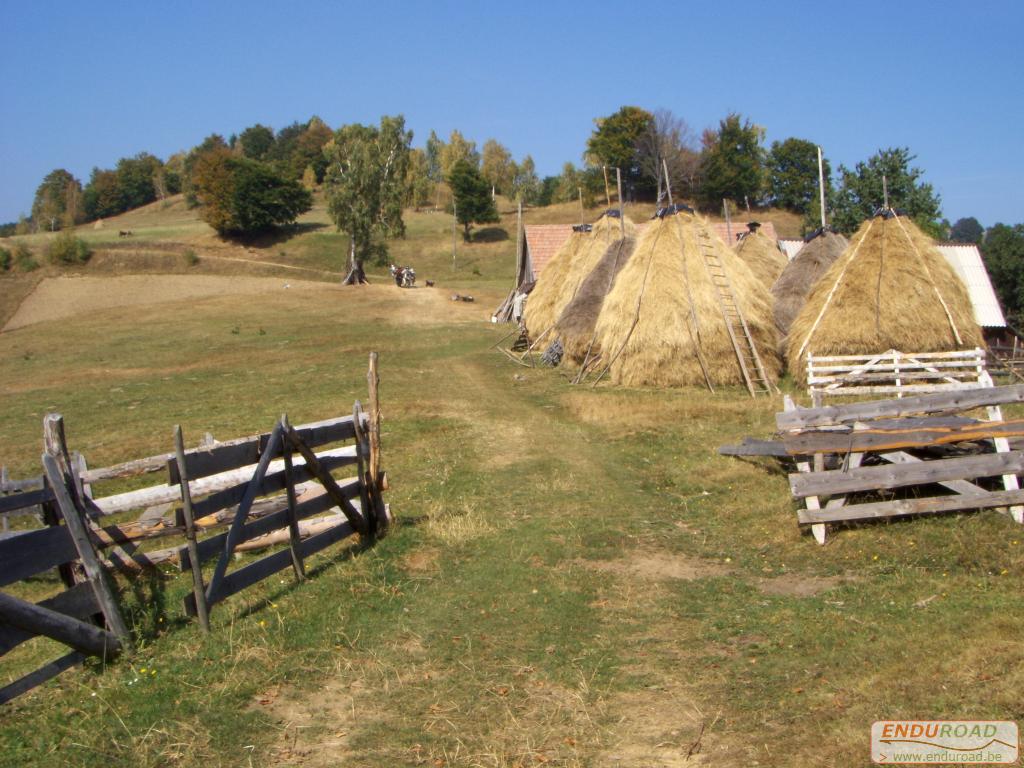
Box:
[602, 166, 611, 207]
[817, 145, 827, 230]
[616, 168, 625, 239]
[662, 159, 674, 206]
[514, 200, 523, 289]
[723, 199, 733, 243]
[882, 175, 890, 210]
[451, 201, 458, 270]
[578, 187, 584, 224]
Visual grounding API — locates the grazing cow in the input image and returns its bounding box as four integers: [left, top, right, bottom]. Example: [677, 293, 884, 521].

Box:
[118, 230, 133, 238]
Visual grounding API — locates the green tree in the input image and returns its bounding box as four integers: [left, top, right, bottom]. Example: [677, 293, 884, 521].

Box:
[981, 223, 1024, 324]
[448, 159, 499, 241]
[31, 169, 82, 231]
[439, 130, 479, 178]
[115, 153, 163, 211]
[767, 138, 829, 213]
[950, 217, 984, 244]
[510, 155, 541, 205]
[183, 134, 229, 206]
[238, 124, 275, 160]
[830, 147, 943, 237]
[538, 176, 560, 207]
[83, 168, 123, 220]
[481, 139, 514, 196]
[324, 115, 412, 284]
[46, 230, 91, 265]
[555, 162, 582, 204]
[698, 113, 766, 209]
[425, 130, 444, 181]
[585, 106, 653, 195]
[405, 148, 434, 210]
[192, 149, 311, 236]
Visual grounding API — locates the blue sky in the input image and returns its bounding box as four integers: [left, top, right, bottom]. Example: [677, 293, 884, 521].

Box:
[1, 1, 1022, 226]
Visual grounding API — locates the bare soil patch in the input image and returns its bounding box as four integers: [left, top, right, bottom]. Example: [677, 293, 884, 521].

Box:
[755, 573, 851, 597]
[596, 686, 709, 767]
[582, 549, 732, 582]
[258, 677, 366, 766]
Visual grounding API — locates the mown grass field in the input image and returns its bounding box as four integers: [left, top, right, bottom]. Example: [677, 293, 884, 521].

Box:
[0, 200, 1020, 767]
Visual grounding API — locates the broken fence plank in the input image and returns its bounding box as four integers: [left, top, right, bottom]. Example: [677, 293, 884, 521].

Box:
[797, 488, 1024, 525]
[789, 451, 1024, 498]
[783, 419, 1024, 455]
[0, 582, 100, 655]
[776, 384, 1024, 431]
[0, 591, 119, 659]
[717, 439, 789, 457]
[0, 651, 85, 705]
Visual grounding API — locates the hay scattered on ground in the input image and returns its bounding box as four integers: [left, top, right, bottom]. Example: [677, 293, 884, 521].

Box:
[787, 215, 982, 379]
[593, 211, 780, 388]
[735, 230, 787, 290]
[771, 231, 848, 342]
[556, 235, 637, 364]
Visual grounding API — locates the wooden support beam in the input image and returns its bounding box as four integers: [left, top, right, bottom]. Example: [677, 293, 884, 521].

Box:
[174, 425, 210, 633]
[283, 425, 369, 537]
[0, 591, 120, 659]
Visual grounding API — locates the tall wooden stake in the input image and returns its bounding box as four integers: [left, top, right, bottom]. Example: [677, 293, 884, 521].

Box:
[514, 201, 523, 289]
[174, 425, 210, 632]
[615, 168, 625, 238]
[882, 175, 890, 210]
[451, 202, 458, 271]
[602, 166, 611, 207]
[817, 145, 827, 230]
[662, 159, 674, 206]
[578, 187, 584, 224]
[723, 199, 733, 243]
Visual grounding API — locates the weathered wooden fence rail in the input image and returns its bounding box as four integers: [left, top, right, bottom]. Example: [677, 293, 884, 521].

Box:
[0, 352, 389, 702]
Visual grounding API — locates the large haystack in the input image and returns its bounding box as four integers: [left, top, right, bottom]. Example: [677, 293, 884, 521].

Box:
[593, 211, 781, 387]
[771, 230, 848, 339]
[556, 235, 637, 364]
[735, 229, 787, 289]
[522, 229, 591, 339]
[787, 213, 983, 379]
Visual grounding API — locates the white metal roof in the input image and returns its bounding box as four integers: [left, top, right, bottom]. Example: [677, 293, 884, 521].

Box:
[778, 238, 804, 261]
[935, 243, 1006, 328]
[778, 239, 1006, 328]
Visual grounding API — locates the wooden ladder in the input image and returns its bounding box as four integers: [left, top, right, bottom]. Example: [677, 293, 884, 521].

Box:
[696, 227, 773, 397]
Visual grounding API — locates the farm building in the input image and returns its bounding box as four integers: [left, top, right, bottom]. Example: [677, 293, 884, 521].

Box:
[787, 211, 984, 380]
[591, 208, 780, 390]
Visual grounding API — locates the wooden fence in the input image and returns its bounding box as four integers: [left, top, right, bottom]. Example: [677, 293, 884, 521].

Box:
[0, 353, 388, 701]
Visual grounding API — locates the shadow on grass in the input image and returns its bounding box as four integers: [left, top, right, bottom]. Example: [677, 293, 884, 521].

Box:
[471, 227, 509, 243]
[230, 222, 330, 248]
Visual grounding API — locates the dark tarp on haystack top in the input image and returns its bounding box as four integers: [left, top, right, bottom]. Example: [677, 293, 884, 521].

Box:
[787, 211, 983, 381]
[771, 229, 848, 341]
[523, 213, 635, 343]
[593, 210, 781, 388]
[734, 223, 788, 290]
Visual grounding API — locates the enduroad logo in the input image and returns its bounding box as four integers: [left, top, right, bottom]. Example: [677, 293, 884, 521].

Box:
[872, 721, 1018, 764]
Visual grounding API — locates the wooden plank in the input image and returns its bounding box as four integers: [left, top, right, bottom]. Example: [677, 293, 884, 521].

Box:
[809, 383, 985, 396]
[809, 359, 985, 374]
[95, 445, 357, 517]
[0, 582, 100, 655]
[179, 484, 349, 571]
[174, 424, 210, 633]
[0, 526, 77, 587]
[81, 452, 174, 483]
[0, 651, 85, 705]
[790, 451, 1024, 498]
[185, 518, 355, 615]
[280, 416, 305, 583]
[0, 591, 119, 658]
[167, 416, 357, 485]
[783, 419, 1024, 455]
[718, 439, 788, 457]
[283, 426, 369, 536]
[877, 451, 987, 496]
[797, 488, 1024, 525]
[776, 384, 1024, 430]
[809, 349, 985, 363]
[0, 475, 44, 493]
[0, 487, 54, 515]
[41, 443, 130, 647]
[189, 452, 356, 520]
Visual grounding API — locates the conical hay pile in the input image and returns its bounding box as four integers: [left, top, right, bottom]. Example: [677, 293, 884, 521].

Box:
[735, 230, 788, 289]
[554, 214, 637, 313]
[593, 212, 781, 387]
[555, 235, 638, 364]
[523, 229, 591, 339]
[771, 230, 848, 339]
[787, 215, 983, 380]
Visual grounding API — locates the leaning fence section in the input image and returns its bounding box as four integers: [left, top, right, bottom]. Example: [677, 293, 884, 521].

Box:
[0, 353, 388, 702]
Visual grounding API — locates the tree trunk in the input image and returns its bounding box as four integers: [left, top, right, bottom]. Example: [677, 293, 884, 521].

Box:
[342, 239, 368, 285]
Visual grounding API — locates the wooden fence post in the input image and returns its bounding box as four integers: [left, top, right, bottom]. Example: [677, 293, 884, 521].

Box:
[279, 415, 306, 582]
[366, 352, 389, 530]
[42, 414, 130, 646]
[174, 425, 211, 632]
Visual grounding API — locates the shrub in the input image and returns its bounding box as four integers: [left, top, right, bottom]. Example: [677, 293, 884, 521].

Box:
[47, 230, 92, 265]
[14, 244, 39, 271]
[184, 248, 200, 266]
[0, 246, 10, 271]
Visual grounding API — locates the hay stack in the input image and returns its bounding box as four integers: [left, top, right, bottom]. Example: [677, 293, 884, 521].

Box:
[556, 235, 637, 364]
[593, 211, 781, 387]
[771, 230, 848, 340]
[522, 229, 591, 340]
[735, 230, 787, 289]
[523, 214, 634, 341]
[787, 213, 982, 379]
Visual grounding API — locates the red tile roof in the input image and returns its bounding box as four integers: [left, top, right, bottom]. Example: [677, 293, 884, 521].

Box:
[525, 225, 576, 279]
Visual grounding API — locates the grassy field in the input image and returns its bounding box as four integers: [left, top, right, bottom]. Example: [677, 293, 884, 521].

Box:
[0, 201, 1020, 767]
